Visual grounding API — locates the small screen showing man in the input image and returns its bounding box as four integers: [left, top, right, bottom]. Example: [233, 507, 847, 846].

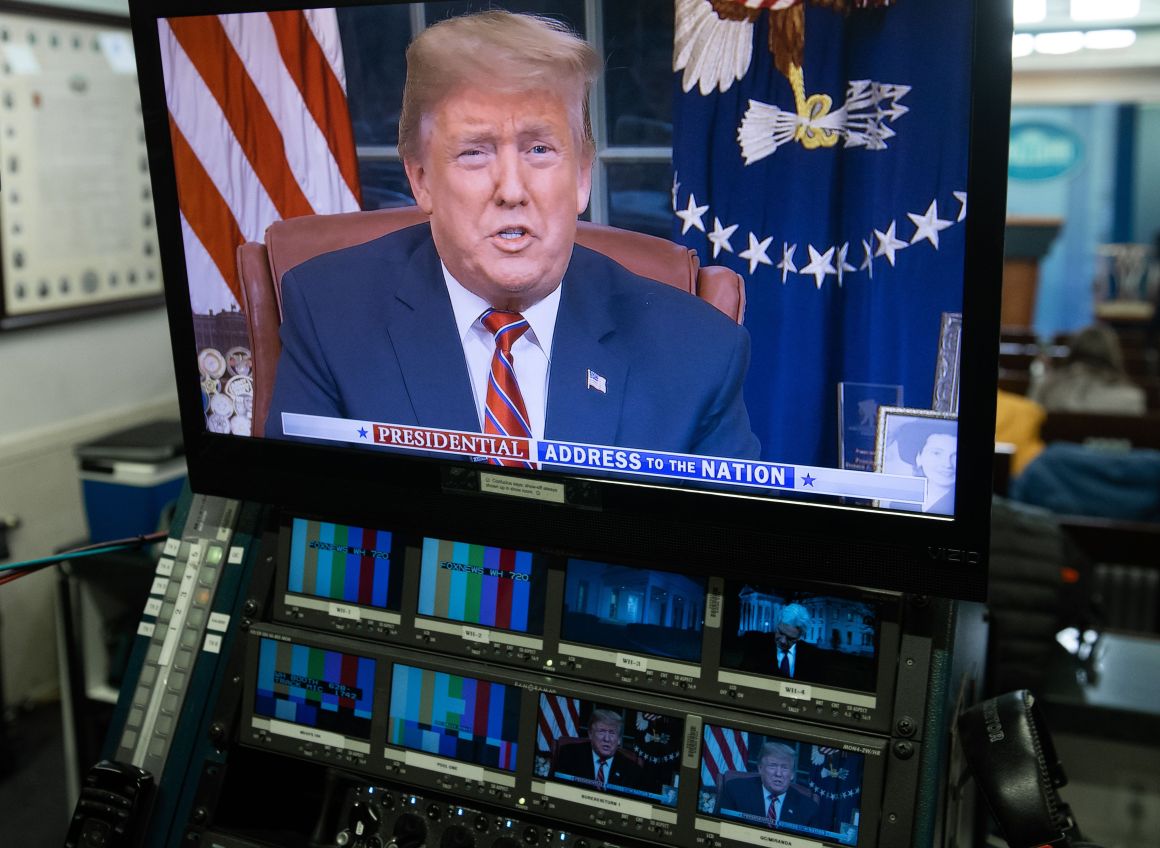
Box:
[700, 728, 864, 845]
[719, 587, 880, 692]
[535, 697, 682, 808]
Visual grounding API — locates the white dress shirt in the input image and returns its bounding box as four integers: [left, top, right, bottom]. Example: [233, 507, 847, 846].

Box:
[763, 788, 784, 822]
[442, 263, 560, 441]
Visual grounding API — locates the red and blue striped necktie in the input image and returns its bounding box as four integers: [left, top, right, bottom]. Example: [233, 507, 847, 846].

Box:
[481, 309, 534, 468]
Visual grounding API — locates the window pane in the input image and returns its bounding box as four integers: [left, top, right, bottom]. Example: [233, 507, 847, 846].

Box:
[607, 161, 672, 238]
[602, 0, 674, 147]
[358, 160, 416, 210]
[425, 1, 585, 33]
[338, 5, 412, 147]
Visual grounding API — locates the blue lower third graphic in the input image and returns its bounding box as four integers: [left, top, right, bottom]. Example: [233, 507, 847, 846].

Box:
[537, 442, 794, 490]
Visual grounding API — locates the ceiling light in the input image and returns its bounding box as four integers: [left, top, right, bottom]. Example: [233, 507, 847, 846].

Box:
[1012, 33, 1036, 57]
[1014, 0, 1047, 25]
[1071, 0, 1140, 21]
[1084, 28, 1137, 48]
[1034, 31, 1086, 54]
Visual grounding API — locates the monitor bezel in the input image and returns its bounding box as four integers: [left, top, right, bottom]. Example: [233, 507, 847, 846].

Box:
[129, 0, 1010, 600]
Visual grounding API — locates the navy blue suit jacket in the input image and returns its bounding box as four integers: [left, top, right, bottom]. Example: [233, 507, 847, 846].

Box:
[715, 775, 820, 829]
[267, 223, 759, 460]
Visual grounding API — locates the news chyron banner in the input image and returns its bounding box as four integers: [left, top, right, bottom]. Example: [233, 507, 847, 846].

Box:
[281, 413, 927, 505]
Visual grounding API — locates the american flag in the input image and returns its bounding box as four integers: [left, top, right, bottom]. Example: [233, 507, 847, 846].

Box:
[700, 724, 749, 788]
[158, 10, 361, 315]
[537, 694, 581, 753]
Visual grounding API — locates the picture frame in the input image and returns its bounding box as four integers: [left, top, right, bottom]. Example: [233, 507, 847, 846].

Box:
[0, 2, 163, 330]
[874, 406, 958, 515]
[932, 311, 963, 414]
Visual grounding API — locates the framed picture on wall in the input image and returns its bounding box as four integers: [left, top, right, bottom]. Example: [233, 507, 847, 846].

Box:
[0, 2, 163, 330]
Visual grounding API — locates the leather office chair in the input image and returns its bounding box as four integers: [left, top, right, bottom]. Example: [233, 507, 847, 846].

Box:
[716, 769, 818, 808]
[549, 736, 646, 769]
[236, 206, 746, 435]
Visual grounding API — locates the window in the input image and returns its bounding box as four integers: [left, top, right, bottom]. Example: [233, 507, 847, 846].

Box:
[336, 0, 675, 237]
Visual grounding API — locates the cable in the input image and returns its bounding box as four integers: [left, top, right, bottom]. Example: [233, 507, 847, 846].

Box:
[0, 531, 168, 580]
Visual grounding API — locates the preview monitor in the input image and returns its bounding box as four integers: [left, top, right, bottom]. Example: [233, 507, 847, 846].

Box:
[719, 584, 881, 695]
[560, 558, 705, 665]
[699, 723, 866, 847]
[535, 695, 683, 810]
[250, 634, 377, 757]
[387, 662, 521, 774]
[276, 516, 404, 634]
[129, 0, 1009, 598]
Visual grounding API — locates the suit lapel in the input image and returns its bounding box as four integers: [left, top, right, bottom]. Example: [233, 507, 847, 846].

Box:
[545, 250, 627, 446]
[384, 235, 479, 432]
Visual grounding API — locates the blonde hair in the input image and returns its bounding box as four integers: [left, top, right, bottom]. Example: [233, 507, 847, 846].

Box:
[398, 11, 601, 161]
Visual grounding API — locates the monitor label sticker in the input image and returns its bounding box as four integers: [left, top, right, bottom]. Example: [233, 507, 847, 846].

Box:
[781, 682, 812, 701]
[143, 598, 163, 617]
[683, 715, 703, 769]
[615, 653, 646, 672]
[156, 558, 175, 577]
[479, 473, 566, 504]
[463, 626, 491, 644]
[705, 579, 724, 628]
[328, 603, 361, 621]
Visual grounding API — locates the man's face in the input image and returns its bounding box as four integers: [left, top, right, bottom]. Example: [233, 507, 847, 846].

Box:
[916, 433, 957, 489]
[588, 720, 622, 758]
[758, 753, 794, 796]
[775, 622, 802, 651]
[404, 84, 593, 312]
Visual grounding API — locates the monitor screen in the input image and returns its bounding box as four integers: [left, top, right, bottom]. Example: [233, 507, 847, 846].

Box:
[131, 0, 1007, 598]
[387, 662, 521, 772]
[561, 559, 705, 663]
[535, 695, 683, 808]
[699, 724, 866, 846]
[719, 585, 880, 693]
[286, 516, 401, 610]
[416, 537, 547, 635]
[254, 636, 376, 742]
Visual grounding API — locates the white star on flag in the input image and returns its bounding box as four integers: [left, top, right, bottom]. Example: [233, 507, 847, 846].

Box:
[676, 192, 709, 235]
[836, 242, 856, 286]
[801, 245, 837, 289]
[777, 242, 797, 284]
[874, 221, 908, 267]
[954, 190, 968, 222]
[707, 217, 739, 258]
[907, 200, 953, 249]
[739, 232, 774, 274]
[860, 238, 874, 279]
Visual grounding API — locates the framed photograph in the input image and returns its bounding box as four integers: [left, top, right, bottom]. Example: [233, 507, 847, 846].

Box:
[874, 407, 958, 516]
[0, 3, 163, 330]
[932, 312, 963, 414]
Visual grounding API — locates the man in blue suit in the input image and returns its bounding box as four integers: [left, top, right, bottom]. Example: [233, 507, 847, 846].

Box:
[267, 11, 759, 464]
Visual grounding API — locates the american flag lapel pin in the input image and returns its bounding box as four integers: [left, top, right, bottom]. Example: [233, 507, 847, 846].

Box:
[586, 369, 607, 394]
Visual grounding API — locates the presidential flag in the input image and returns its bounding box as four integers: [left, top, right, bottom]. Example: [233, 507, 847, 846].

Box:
[159, 10, 362, 316]
[672, 0, 972, 469]
[806, 745, 864, 834]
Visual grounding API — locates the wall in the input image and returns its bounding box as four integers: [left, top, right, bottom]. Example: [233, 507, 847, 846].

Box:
[0, 0, 179, 708]
[1133, 104, 1160, 247]
[1006, 104, 1118, 338]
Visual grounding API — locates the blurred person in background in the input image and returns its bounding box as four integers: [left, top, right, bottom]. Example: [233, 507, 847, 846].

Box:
[1029, 323, 1146, 415]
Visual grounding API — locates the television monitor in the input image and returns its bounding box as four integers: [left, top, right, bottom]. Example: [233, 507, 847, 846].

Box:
[415, 536, 547, 636]
[386, 662, 521, 773]
[534, 695, 683, 810]
[560, 558, 705, 665]
[275, 515, 404, 633]
[699, 723, 867, 847]
[719, 583, 882, 695]
[251, 634, 376, 751]
[128, 0, 1009, 599]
